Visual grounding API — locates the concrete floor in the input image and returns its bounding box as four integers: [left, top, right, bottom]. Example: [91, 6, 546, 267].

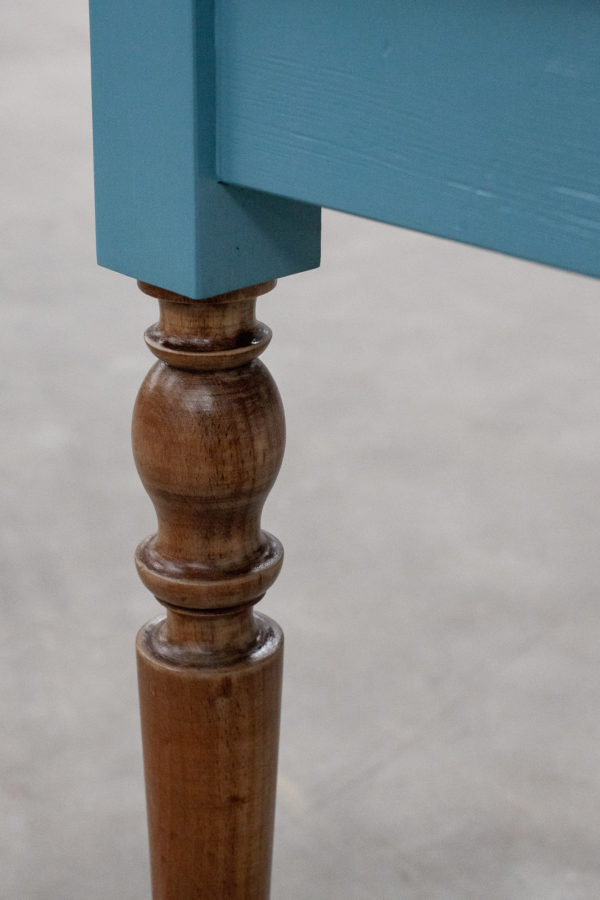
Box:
[3, 4, 600, 898]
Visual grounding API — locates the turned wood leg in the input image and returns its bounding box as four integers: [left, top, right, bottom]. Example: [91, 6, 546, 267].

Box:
[132, 280, 284, 899]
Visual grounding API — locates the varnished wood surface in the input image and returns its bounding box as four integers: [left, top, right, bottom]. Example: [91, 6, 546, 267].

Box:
[133, 281, 285, 899]
[137, 611, 283, 899]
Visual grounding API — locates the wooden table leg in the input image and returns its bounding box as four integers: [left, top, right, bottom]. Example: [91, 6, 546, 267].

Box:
[132, 279, 284, 899]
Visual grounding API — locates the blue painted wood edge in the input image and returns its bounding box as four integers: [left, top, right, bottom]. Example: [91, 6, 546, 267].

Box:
[216, 0, 600, 280]
[88, 0, 321, 299]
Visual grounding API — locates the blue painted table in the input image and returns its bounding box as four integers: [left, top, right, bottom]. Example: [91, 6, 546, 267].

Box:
[88, 2, 600, 896]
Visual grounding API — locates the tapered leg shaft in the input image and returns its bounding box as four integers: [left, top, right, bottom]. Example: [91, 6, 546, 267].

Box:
[132, 281, 285, 899]
[137, 609, 283, 898]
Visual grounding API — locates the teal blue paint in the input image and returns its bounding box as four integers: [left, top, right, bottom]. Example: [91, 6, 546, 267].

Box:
[89, 0, 320, 298]
[216, 0, 600, 279]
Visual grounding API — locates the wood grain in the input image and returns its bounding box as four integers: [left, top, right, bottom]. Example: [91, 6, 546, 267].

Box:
[133, 280, 284, 899]
[216, 0, 600, 279]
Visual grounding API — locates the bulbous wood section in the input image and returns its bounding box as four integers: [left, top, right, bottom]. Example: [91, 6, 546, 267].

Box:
[133, 280, 284, 900]
[132, 280, 285, 612]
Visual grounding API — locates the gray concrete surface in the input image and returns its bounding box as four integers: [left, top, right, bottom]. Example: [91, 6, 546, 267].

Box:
[2, 3, 600, 898]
